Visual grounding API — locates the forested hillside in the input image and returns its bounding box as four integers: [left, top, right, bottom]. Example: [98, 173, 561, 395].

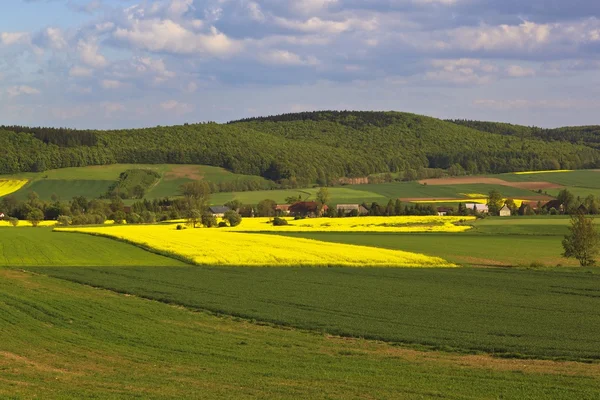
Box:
[2, 111, 600, 185]
[448, 120, 600, 149]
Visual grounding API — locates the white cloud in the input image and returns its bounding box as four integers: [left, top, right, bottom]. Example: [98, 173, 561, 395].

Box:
[114, 19, 241, 56]
[78, 38, 108, 68]
[69, 66, 94, 77]
[44, 27, 68, 50]
[258, 50, 320, 66]
[274, 16, 378, 34]
[101, 79, 123, 89]
[160, 99, 194, 115]
[426, 58, 497, 85]
[0, 32, 29, 46]
[103, 102, 126, 116]
[291, 0, 339, 15]
[506, 65, 536, 77]
[7, 85, 40, 97]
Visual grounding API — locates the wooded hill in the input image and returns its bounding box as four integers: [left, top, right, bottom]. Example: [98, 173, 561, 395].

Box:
[2, 111, 600, 185]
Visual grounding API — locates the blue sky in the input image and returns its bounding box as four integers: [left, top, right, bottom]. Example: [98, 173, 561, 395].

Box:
[1, 0, 599, 129]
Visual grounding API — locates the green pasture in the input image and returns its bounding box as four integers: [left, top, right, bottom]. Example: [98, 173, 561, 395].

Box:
[12, 179, 113, 201]
[277, 232, 573, 266]
[2, 164, 273, 201]
[3, 269, 599, 399]
[500, 170, 600, 188]
[0, 228, 185, 267]
[29, 265, 600, 362]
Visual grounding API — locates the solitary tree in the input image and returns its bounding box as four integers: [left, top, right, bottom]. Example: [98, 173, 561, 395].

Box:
[257, 199, 277, 219]
[180, 181, 211, 212]
[27, 208, 44, 227]
[316, 188, 330, 212]
[487, 190, 504, 215]
[187, 209, 202, 228]
[562, 213, 600, 266]
[223, 210, 242, 227]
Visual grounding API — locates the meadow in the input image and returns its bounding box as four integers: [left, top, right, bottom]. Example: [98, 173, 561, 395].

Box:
[4, 268, 600, 399]
[0, 227, 184, 267]
[28, 265, 600, 362]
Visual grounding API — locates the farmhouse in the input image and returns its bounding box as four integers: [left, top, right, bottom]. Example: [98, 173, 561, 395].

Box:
[499, 205, 512, 217]
[275, 204, 291, 215]
[289, 202, 328, 217]
[436, 207, 453, 216]
[336, 204, 368, 216]
[465, 203, 489, 213]
[543, 200, 564, 213]
[0, 212, 4, 219]
[209, 206, 231, 218]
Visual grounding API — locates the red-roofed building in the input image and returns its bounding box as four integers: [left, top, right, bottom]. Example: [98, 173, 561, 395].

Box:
[289, 202, 328, 217]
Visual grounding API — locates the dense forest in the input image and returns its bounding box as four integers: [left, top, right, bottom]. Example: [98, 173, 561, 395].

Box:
[2, 112, 600, 185]
[448, 120, 600, 150]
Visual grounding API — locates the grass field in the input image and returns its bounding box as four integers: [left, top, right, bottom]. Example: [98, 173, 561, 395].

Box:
[27, 265, 600, 362]
[3, 269, 599, 399]
[0, 228, 185, 266]
[2, 164, 274, 201]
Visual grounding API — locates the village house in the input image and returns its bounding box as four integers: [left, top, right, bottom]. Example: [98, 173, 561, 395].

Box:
[542, 200, 565, 213]
[499, 205, 512, 217]
[209, 206, 231, 218]
[465, 203, 489, 213]
[336, 204, 369, 216]
[275, 204, 291, 215]
[0, 212, 4, 219]
[289, 202, 328, 218]
[436, 207, 453, 216]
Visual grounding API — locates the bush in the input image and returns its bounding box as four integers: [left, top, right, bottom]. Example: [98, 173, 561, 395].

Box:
[176, 224, 184, 230]
[223, 210, 242, 227]
[218, 221, 228, 228]
[273, 217, 289, 226]
[57, 215, 72, 226]
[201, 213, 218, 228]
[126, 212, 141, 224]
[8, 217, 19, 227]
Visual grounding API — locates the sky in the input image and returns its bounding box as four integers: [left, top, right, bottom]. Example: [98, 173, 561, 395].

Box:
[1, 0, 599, 129]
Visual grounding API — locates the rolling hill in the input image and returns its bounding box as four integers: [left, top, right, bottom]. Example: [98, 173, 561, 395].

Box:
[2, 111, 599, 188]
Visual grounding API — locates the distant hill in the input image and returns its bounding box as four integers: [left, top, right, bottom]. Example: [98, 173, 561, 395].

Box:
[447, 119, 600, 150]
[2, 111, 600, 185]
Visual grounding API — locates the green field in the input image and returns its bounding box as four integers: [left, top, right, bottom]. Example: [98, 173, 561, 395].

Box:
[4, 269, 599, 399]
[2, 164, 274, 201]
[0, 228, 185, 267]
[28, 264, 600, 362]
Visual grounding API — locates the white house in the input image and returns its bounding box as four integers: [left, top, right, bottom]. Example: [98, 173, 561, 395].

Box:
[465, 203, 489, 213]
[499, 205, 512, 217]
[0, 213, 4, 219]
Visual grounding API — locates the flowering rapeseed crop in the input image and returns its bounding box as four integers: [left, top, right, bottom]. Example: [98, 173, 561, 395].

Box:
[224, 216, 475, 233]
[55, 225, 456, 267]
[0, 180, 28, 197]
[0, 220, 57, 227]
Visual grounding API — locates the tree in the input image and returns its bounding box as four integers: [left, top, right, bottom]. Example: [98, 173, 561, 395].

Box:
[201, 212, 218, 228]
[27, 208, 44, 227]
[257, 199, 277, 218]
[224, 200, 243, 212]
[487, 190, 504, 215]
[385, 199, 394, 216]
[557, 189, 575, 213]
[180, 181, 211, 212]
[394, 199, 403, 216]
[187, 209, 202, 228]
[223, 210, 242, 227]
[285, 195, 302, 204]
[562, 213, 600, 266]
[316, 188, 330, 212]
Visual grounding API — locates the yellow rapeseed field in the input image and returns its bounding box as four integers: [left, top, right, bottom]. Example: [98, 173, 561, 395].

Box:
[0, 180, 28, 197]
[224, 216, 475, 233]
[55, 225, 456, 267]
[513, 170, 572, 175]
[0, 220, 57, 227]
